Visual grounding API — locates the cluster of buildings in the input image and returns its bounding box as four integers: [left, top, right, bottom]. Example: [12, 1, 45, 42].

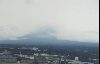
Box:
[0, 49, 98, 64]
[0, 50, 17, 62]
[61, 57, 94, 64]
[17, 52, 95, 64]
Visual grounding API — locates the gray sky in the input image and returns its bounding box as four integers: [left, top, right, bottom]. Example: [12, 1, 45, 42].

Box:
[0, 0, 99, 42]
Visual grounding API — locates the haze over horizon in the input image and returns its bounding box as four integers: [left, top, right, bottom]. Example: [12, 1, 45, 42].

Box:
[0, 0, 99, 43]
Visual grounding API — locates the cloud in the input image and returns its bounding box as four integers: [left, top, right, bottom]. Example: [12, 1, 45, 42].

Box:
[0, 0, 99, 42]
[19, 26, 57, 40]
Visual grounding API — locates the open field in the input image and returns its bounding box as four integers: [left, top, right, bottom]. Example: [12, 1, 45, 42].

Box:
[0, 62, 16, 64]
[0, 62, 32, 64]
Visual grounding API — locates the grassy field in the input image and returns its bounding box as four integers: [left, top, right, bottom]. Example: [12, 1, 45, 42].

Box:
[0, 62, 16, 64]
[0, 62, 31, 64]
[0, 60, 33, 64]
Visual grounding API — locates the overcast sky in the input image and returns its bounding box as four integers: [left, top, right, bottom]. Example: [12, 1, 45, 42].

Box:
[0, 0, 99, 42]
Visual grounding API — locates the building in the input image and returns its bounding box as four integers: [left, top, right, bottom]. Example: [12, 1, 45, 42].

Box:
[0, 50, 17, 62]
[67, 57, 94, 64]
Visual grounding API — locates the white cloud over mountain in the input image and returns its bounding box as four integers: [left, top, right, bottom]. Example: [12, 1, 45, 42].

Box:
[0, 0, 99, 42]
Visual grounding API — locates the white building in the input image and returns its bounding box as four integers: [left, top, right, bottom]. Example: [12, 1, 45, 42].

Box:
[68, 57, 94, 64]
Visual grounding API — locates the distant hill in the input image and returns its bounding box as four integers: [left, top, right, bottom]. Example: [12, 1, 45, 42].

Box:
[0, 39, 99, 47]
[0, 29, 99, 47]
